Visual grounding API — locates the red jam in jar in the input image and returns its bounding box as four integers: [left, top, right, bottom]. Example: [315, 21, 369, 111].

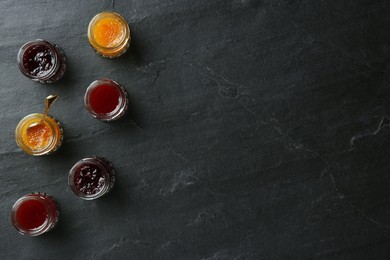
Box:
[17, 39, 66, 83]
[11, 193, 59, 236]
[90, 84, 122, 114]
[84, 79, 128, 121]
[68, 156, 116, 200]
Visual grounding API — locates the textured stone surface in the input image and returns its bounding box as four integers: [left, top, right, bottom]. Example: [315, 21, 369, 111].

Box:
[1, 0, 390, 259]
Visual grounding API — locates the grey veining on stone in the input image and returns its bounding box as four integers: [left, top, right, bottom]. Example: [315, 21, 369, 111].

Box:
[1, 0, 390, 259]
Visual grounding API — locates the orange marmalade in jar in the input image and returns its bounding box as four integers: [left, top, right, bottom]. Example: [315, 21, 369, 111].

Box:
[87, 12, 131, 58]
[15, 113, 63, 156]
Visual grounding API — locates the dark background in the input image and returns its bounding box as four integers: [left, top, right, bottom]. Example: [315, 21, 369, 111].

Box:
[1, 0, 390, 259]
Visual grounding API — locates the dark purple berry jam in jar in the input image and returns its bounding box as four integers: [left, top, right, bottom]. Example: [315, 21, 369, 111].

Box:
[17, 39, 67, 83]
[68, 156, 115, 200]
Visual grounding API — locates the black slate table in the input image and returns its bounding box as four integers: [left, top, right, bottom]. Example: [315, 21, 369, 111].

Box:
[1, 0, 390, 259]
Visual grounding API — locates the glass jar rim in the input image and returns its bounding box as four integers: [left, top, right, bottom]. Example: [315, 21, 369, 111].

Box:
[17, 39, 60, 80]
[15, 113, 60, 156]
[68, 157, 113, 200]
[87, 12, 130, 51]
[11, 194, 53, 236]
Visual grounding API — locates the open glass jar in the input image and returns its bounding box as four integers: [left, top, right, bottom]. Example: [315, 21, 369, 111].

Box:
[84, 79, 128, 121]
[11, 192, 59, 236]
[17, 39, 67, 83]
[87, 12, 131, 58]
[15, 113, 63, 156]
[68, 156, 116, 200]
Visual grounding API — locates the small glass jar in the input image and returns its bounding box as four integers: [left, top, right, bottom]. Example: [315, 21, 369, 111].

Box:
[87, 12, 131, 58]
[68, 156, 116, 200]
[17, 39, 67, 83]
[11, 192, 59, 236]
[84, 79, 128, 121]
[15, 113, 63, 156]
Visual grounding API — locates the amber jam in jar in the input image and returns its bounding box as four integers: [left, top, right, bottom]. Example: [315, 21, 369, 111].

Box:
[11, 192, 59, 236]
[15, 113, 63, 156]
[87, 12, 131, 58]
[84, 79, 128, 121]
[17, 39, 66, 83]
[68, 156, 116, 200]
